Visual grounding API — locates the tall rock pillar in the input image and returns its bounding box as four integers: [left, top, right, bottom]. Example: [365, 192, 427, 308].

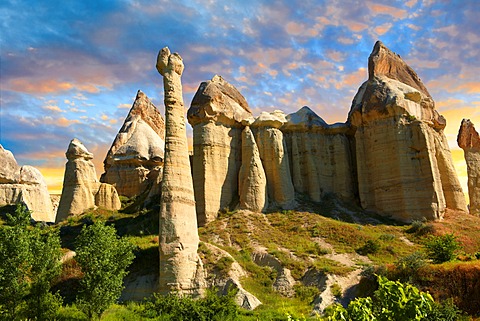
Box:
[348, 41, 467, 222]
[458, 119, 480, 215]
[156, 47, 203, 295]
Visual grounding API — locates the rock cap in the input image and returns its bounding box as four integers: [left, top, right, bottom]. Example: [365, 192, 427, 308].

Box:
[188, 75, 253, 127]
[251, 110, 287, 128]
[66, 138, 93, 160]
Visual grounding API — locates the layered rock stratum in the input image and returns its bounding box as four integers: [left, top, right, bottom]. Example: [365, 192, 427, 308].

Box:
[101, 90, 165, 201]
[282, 106, 356, 202]
[0, 144, 55, 222]
[157, 47, 204, 295]
[188, 75, 253, 225]
[348, 41, 467, 222]
[458, 119, 480, 215]
[56, 139, 121, 222]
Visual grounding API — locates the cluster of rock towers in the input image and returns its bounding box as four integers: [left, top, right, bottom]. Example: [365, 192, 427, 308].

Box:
[0, 41, 479, 297]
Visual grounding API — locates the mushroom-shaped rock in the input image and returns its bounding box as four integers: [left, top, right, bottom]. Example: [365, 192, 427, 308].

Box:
[0, 144, 55, 222]
[458, 119, 480, 214]
[347, 41, 467, 222]
[251, 110, 296, 209]
[188, 75, 253, 225]
[282, 107, 356, 202]
[57, 139, 121, 222]
[101, 90, 165, 199]
[157, 47, 205, 296]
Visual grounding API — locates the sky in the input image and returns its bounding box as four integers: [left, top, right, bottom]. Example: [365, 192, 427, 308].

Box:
[1, 0, 479, 196]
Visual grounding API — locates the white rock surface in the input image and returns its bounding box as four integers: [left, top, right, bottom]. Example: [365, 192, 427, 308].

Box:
[0, 144, 55, 222]
[56, 139, 121, 222]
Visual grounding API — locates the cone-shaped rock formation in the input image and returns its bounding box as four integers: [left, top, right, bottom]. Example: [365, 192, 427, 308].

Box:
[56, 139, 121, 222]
[101, 90, 165, 201]
[0, 144, 55, 222]
[348, 41, 467, 222]
[238, 126, 268, 212]
[157, 47, 204, 295]
[458, 119, 480, 215]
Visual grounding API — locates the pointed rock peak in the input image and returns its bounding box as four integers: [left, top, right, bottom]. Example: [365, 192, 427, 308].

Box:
[66, 138, 93, 160]
[285, 106, 328, 129]
[458, 119, 480, 150]
[125, 90, 165, 138]
[368, 41, 431, 98]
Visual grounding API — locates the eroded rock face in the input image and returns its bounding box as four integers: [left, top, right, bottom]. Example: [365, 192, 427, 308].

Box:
[458, 119, 480, 214]
[252, 111, 296, 209]
[56, 139, 121, 222]
[282, 106, 356, 202]
[101, 90, 165, 199]
[238, 126, 267, 212]
[348, 41, 467, 222]
[0, 145, 55, 222]
[157, 47, 204, 296]
[188, 75, 253, 226]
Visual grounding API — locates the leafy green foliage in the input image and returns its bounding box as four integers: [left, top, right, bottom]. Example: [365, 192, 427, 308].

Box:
[75, 221, 135, 320]
[140, 288, 239, 321]
[325, 275, 434, 321]
[0, 204, 63, 321]
[425, 234, 461, 264]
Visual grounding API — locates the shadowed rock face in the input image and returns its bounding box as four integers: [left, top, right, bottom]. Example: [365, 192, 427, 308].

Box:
[101, 90, 165, 199]
[0, 144, 55, 222]
[348, 41, 467, 222]
[56, 139, 121, 223]
[458, 119, 480, 214]
[282, 106, 356, 202]
[188, 75, 253, 226]
[156, 47, 204, 296]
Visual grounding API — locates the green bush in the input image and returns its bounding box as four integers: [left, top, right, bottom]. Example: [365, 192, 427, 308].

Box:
[394, 251, 427, 282]
[424, 234, 461, 264]
[356, 240, 380, 256]
[325, 275, 434, 321]
[141, 287, 239, 321]
[293, 284, 320, 303]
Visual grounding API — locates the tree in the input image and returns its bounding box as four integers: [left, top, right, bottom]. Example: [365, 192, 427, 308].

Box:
[0, 204, 62, 321]
[75, 221, 135, 320]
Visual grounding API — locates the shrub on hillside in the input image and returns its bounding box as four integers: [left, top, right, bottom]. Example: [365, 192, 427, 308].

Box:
[424, 234, 461, 264]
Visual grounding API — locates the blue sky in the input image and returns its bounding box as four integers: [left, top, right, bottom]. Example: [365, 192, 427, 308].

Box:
[1, 0, 479, 192]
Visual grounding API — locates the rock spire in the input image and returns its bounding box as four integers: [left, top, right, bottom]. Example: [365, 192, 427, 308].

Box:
[101, 90, 165, 200]
[348, 41, 467, 222]
[156, 47, 204, 295]
[56, 138, 121, 222]
[458, 119, 480, 215]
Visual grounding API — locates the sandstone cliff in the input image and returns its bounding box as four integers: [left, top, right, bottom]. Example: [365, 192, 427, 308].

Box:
[348, 41, 467, 222]
[458, 119, 480, 215]
[188, 75, 253, 226]
[56, 139, 121, 222]
[251, 111, 296, 209]
[157, 47, 204, 295]
[0, 144, 55, 222]
[101, 90, 165, 201]
[282, 106, 356, 202]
